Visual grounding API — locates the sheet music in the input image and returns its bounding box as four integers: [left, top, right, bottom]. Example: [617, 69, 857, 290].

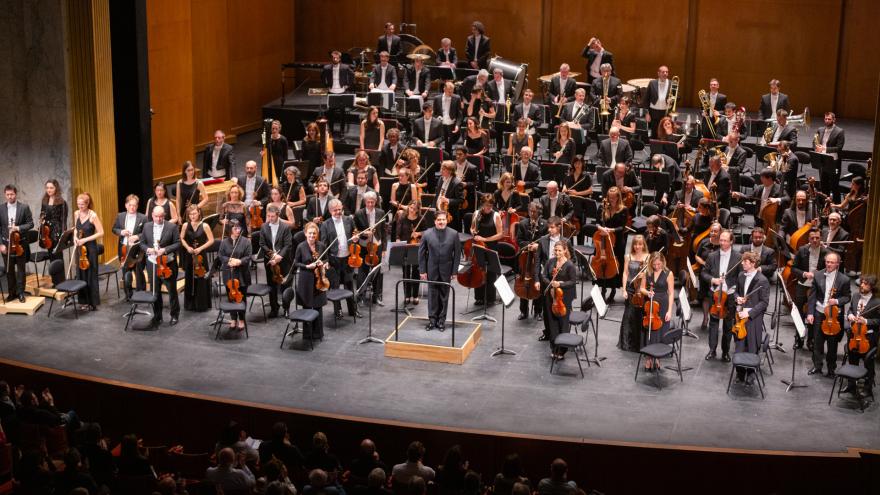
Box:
[591, 284, 608, 317]
[686, 256, 698, 288]
[495, 275, 515, 307]
[679, 287, 691, 322]
[790, 306, 807, 339]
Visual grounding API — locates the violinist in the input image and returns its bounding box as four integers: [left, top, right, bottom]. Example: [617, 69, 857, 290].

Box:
[515, 201, 547, 321]
[562, 156, 593, 244]
[638, 251, 675, 357]
[218, 220, 252, 331]
[645, 216, 668, 254]
[396, 202, 426, 305]
[0, 185, 34, 303]
[434, 161, 464, 227]
[319, 199, 361, 319]
[471, 194, 505, 306]
[142, 205, 181, 327]
[265, 186, 295, 230]
[353, 191, 386, 306]
[780, 190, 815, 240]
[389, 169, 420, 217]
[343, 169, 375, 215]
[732, 168, 788, 228]
[506, 147, 541, 193]
[380, 128, 405, 175]
[596, 187, 629, 303]
[539, 182, 573, 224]
[822, 212, 850, 259]
[180, 205, 212, 312]
[738, 227, 775, 279]
[805, 252, 850, 377]
[453, 147, 479, 211]
[176, 160, 208, 220]
[293, 222, 328, 341]
[648, 154, 681, 210]
[494, 172, 524, 215]
[306, 178, 333, 225]
[540, 239, 577, 360]
[74, 193, 104, 311]
[145, 182, 179, 225]
[233, 159, 270, 220]
[619, 235, 649, 352]
[310, 152, 346, 197]
[534, 216, 563, 340]
[400, 148, 424, 190]
[259, 206, 293, 318]
[418, 211, 461, 331]
[219, 184, 248, 238]
[40, 179, 68, 262]
[844, 275, 879, 400]
[700, 156, 731, 210]
[701, 229, 740, 362]
[112, 194, 147, 301]
[508, 118, 534, 158]
[791, 228, 827, 350]
[346, 149, 381, 192]
[732, 251, 770, 383]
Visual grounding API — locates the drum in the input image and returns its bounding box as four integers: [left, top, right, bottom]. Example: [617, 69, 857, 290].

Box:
[489, 56, 528, 101]
[627, 78, 652, 107]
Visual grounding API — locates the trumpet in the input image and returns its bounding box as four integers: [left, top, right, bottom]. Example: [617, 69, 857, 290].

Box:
[666, 76, 679, 118]
[813, 130, 821, 150]
[599, 76, 611, 117]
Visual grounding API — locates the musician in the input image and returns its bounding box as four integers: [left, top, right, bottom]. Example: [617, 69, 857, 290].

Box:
[71, 193, 104, 311]
[759, 79, 791, 120]
[401, 148, 425, 190]
[562, 155, 593, 199]
[219, 220, 251, 330]
[506, 147, 541, 192]
[465, 85, 495, 130]
[419, 210, 461, 330]
[353, 192, 386, 305]
[805, 251, 851, 376]
[596, 127, 633, 168]
[369, 51, 397, 91]
[701, 156, 731, 210]
[469, 194, 504, 307]
[540, 239, 578, 359]
[302, 123, 323, 171]
[638, 251, 675, 360]
[142, 205, 180, 327]
[702, 230, 741, 362]
[202, 129, 235, 180]
[738, 227, 776, 279]
[539, 182, 573, 223]
[508, 118, 534, 158]
[266, 120, 290, 181]
[145, 182, 179, 225]
[550, 124, 576, 165]
[669, 175, 703, 213]
[548, 63, 577, 109]
[453, 147, 479, 212]
[717, 133, 747, 173]
[458, 69, 489, 103]
[645, 216, 669, 254]
[791, 228, 827, 349]
[179, 205, 212, 312]
[310, 152, 346, 197]
[466, 21, 490, 70]
[694, 222, 721, 330]
[176, 161, 208, 220]
[463, 117, 490, 156]
[733, 168, 787, 227]
[495, 172, 526, 215]
[113, 194, 148, 301]
[294, 222, 328, 340]
[265, 187, 295, 231]
[486, 68, 513, 105]
[233, 160, 271, 210]
[719, 103, 738, 140]
[0, 185, 33, 303]
[511, 88, 543, 135]
[377, 22, 402, 60]
[581, 37, 614, 83]
[562, 88, 592, 132]
[380, 128, 405, 173]
[642, 65, 672, 136]
[765, 110, 798, 148]
[600, 162, 640, 197]
[707, 78, 727, 113]
[619, 235, 649, 351]
[390, 169, 420, 217]
[534, 217, 562, 338]
[733, 251, 770, 382]
[822, 212, 850, 259]
[260, 206, 293, 318]
[436, 38, 457, 68]
[359, 106, 385, 152]
[814, 112, 846, 202]
[649, 154, 681, 208]
[516, 201, 547, 321]
[343, 169, 375, 215]
[433, 81, 463, 155]
[596, 187, 629, 303]
[413, 103, 443, 148]
[280, 166, 307, 212]
[322, 50, 354, 94]
[611, 97, 637, 136]
[590, 64, 622, 115]
[306, 178, 333, 225]
[397, 202, 427, 305]
[404, 56, 431, 99]
[844, 275, 879, 399]
[691, 198, 716, 240]
[40, 179, 68, 262]
[347, 150, 381, 192]
[319, 199, 360, 319]
[832, 176, 866, 212]
[219, 184, 247, 238]
[781, 190, 816, 240]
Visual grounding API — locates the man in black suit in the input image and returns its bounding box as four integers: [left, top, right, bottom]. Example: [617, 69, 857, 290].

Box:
[548, 63, 578, 110]
[353, 191, 387, 305]
[844, 275, 879, 398]
[720, 133, 749, 172]
[511, 88, 543, 134]
[515, 201, 547, 320]
[764, 109, 798, 148]
[433, 81, 462, 155]
[418, 211, 461, 331]
[369, 51, 397, 92]
[534, 217, 563, 339]
[600, 162, 640, 196]
[142, 206, 181, 327]
[732, 167, 788, 228]
[642, 65, 673, 136]
[581, 37, 614, 83]
[596, 127, 633, 168]
[0, 185, 34, 302]
[234, 160, 271, 210]
[412, 103, 443, 148]
[590, 64, 622, 113]
[202, 129, 235, 180]
[376, 22, 401, 62]
[380, 128, 405, 173]
[486, 68, 514, 105]
[774, 140, 800, 199]
[322, 51, 354, 93]
[707, 78, 727, 113]
[739, 227, 776, 279]
[343, 169, 375, 215]
[791, 228, 826, 349]
[759, 79, 791, 120]
[404, 57, 431, 99]
[701, 156, 731, 210]
[319, 199, 360, 319]
[561, 88, 593, 133]
[310, 152, 346, 197]
[466, 21, 490, 70]
[702, 230, 741, 362]
[436, 38, 457, 68]
[814, 112, 846, 202]
[733, 252, 770, 382]
[434, 160, 464, 227]
[648, 153, 681, 208]
[539, 181, 573, 223]
[506, 146, 541, 192]
[822, 212, 850, 260]
[669, 175, 704, 212]
[306, 178, 333, 224]
[805, 251, 851, 376]
[260, 206, 293, 318]
[112, 194, 148, 300]
[781, 190, 815, 238]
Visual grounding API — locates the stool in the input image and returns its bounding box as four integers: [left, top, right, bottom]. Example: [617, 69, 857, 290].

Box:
[282, 309, 320, 350]
[246, 283, 271, 321]
[124, 290, 156, 331]
[726, 352, 765, 399]
[550, 333, 586, 378]
[326, 288, 355, 328]
[214, 300, 249, 339]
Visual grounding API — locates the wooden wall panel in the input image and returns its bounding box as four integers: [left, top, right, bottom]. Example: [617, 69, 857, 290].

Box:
[294, 0, 400, 64]
[191, 0, 232, 149]
[146, 0, 194, 180]
[837, 0, 880, 120]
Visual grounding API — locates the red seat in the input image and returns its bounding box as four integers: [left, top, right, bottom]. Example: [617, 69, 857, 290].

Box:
[44, 425, 68, 459]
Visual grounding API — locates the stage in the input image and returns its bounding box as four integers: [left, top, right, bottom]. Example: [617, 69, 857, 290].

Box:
[0, 265, 877, 456]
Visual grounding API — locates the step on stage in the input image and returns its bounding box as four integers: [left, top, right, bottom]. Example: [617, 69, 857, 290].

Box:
[384, 316, 482, 365]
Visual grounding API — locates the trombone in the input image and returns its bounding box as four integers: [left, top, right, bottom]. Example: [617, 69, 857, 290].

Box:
[666, 76, 680, 118]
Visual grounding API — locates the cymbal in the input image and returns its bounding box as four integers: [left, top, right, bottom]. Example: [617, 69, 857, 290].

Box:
[627, 78, 652, 89]
[406, 53, 431, 61]
[621, 83, 637, 93]
[538, 71, 582, 84]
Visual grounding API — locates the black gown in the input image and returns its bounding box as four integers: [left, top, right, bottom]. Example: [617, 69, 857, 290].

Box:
[177, 181, 201, 218]
[619, 256, 647, 352]
[644, 269, 671, 344]
[301, 140, 322, 171]
[294, 241, 328, 339]
[270, 134, 289, 180]
[182, 222, 211, 311]
[362, 125, 381, 151]
[40, 200, 68, 261]
[464, 132, 489, 155]
[597, 208, 628, 289]
[475, 211, 500, 304]
[540, 258, 577, 355]
[147, 198, 174, 223]
[75, 215, 100, 307]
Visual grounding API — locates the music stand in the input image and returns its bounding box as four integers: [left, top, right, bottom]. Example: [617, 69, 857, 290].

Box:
[328, 93, 355, 109]
[537, 162, 570, 184]
[769, 229, 794, 351]
[809, 151, 837, 191]
[367, 90, 395, 111]
[387, 242, 416, 316]
[779, 277, 808, 392]
[649, 140, 680, 163]
[413, 146, 443, 168]
[356, 264, 384, 345]
[470, 244, 500, 322]
[429, 65, 455, 82]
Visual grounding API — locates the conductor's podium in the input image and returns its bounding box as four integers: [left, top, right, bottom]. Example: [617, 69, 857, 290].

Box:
[384, 316, 482, 365]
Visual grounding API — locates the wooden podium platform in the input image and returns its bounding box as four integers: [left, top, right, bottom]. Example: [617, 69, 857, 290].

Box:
[0, 294, 45, 315]
[384, 316, 482, 365]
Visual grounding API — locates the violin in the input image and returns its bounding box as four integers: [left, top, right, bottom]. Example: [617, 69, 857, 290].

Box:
[821, 287, 842, 336]
[732, 313, 748, 339]
[849, 302, 874, 354]
[9, 230, 24, 258]
[267, 249, 283, 284]
[630, 258, 649, 307]
[225, 236, 244, 302]
[710, 289, 728, 319]
[347, 231, 363, 268]
[156, 253, 172, 279]
[365, 241, 380, 267]
[313, 247, 330, 292]
[249, 202, 264, 229]
[642, 281, 663, 331]
[76, 228, 89, 270]
[192, 238, 206, 278]
[40, 213, 53, 250]
[550, 267, 567, 318]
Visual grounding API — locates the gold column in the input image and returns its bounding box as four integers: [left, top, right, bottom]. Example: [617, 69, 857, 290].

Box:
[65, 0, 118, 261]
[859, 73, 880, 275]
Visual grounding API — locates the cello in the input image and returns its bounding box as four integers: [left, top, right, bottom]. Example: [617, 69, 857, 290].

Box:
[514, 221, 542, 301]
[457, 212, 486, 289]
[590, 197, 619, 281]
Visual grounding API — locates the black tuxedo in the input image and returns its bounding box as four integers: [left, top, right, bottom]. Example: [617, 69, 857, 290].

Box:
[511, 102, 544, 128]
[734, 271, 770, 356]
[306, 195, 333, 223]
[434, 176, 464, 214]
[600, 168, 641, 195]
[642, 78, 673, 134]
[701, 249, 742, 354]
[846, 294, 880, 388]
[548, 75, 577, 104]
[202, 143, 235, 179]
[815, 125, 845, 155]
[352, 207, 387, 301]
[815, 125, 846, 201]
[418, 226, 462, 324]
[112, 212, 148, 297]
[539, 193, 574, 222]
[403, 66, 431, 95]
[320, 215, 358, 315]
[342, 186, 375, 215]
[747, 183, 789, 226]
[648, 154, 681, 204]
[700, 168, 732, 209]
[807, 270, 851, 371]
[412, 117, 444, 147]
[821, 227, 850, 258]
[759, 92, 791, 120]
[709, 92, 727, 112]
[672, 188, 704, 209]
[486, 79, 514, 104]
[433, 93, 463, 127]
[0, 202, 34, 297]
[141, 221, 181, 322]
[580, 48, 615, 83]
[370, 64, 397, 89]
[235, 174, 271, 207]
[589, 76, 623, 106]
[766, 123, 798, 148]
[724, 145, 749, 171]
[596, 138, 633, 167]
[780, 207, 816, 238]
[739, 244, 776, 279]
[380, 142, 405, 172]
[506, 160, 541, 190]
[376, 35, 401, 58]
[259, 221, 293, 312]
[435, 47, 457, 66]
[791, 244, 828, 335]
[321, 63, 355, 90]
[561, 102, 592, 129]
[310, 165, 346, 197]
[466, 35, 491, 68]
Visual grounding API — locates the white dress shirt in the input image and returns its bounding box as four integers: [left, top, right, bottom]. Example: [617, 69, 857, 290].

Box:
[333, 217, 349, 257]
[652, 80, 669, 110]
[589, 50, 603, 79]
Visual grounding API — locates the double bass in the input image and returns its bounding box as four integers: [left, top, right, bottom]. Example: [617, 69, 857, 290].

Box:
[782, 178, 820, 298]
[514, 222, 541, 301]
[590, 198, 619, 280]
[457, 212, 486, 289]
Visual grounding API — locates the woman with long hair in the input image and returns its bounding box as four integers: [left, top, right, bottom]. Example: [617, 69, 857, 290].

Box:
[180, 205, 213, 312]
[176, 161, 208, 220]
[618, 235, 649, 352]
[540, 239, 577, 359]
[74, 192, 104, 310]
[596, 186, 629, 303]
[145, 182, 179, 224]
[359, 106, 385, 151]
[40, 179, 68, 262]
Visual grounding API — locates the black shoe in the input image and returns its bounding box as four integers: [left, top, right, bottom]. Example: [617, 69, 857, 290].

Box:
[353, 311, 363, 319]
[374, 296, 384, 307]
[268, 309, 278, 319]
[425, 321, 436, 331]
[538, 334, 548, 341]
[437, 323, 446, 332]
[807, 342, 814, 352]
[18, 294, 26, 303]
[149, 319, 162, 329]
[827, 369, 836, 379]
[793, 338, 803, 350]
[335, 310, 344, 319]
[169, 317, 178, 326]
[474, 300, 485, 306]
[721, 353, 731, 363]
[808, 367, 822, 375]
[705, 351, 716, 360]
[518, 313, 528, 320]
[536, 313, 543, 321]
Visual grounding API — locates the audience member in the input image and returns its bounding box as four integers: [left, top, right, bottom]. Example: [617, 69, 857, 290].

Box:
[493, 454, 530, 495]
[16, 451, 55, 495]
[116, 433, 156, 478]
[407, 475, 426, 495]
[216, 421, 260, 468]
[305, 431, 342, 476]
[76, 422, 116, 489]
[537, 458, 577, 495]
[362, 467, 392, 495]
[303, 468, 346, 495]
[348, 438, 387, 488]
[462, 471, 482, 495]
[53, 448, 99, 495]
[259, 422, 306, 475]
[511, 481, 531, 495]
[258, 458, 297, 495]
[205, 447, 256, 491]
[0, 381, 15, 425]
[437, 444, 468, 495]
[392, 441, 435, 484]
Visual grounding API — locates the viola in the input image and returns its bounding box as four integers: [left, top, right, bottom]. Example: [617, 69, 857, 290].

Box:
[347, 233, 363, 269]
[40, 220, 52, 250]
[9, 230, 24, 258]
[365, 240, 380, 266]
[267, 249, 283, 284]
[315, 263, 330, 292]
[156, 254, 172, 279]
[821, 287, 842, 336]
[550, 267, 567, 318]
[226, 277, 243, 303]
[249, 202, 264, 230]
[642, 282, 663, 331]
[849, 303, 872, 355]
[193, 252, 207, 278]
[630, 260, 648, 307]
[710, 289, 728, 319]
[732, 314, 748, 339]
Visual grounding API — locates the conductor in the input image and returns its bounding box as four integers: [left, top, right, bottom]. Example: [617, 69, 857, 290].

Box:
[418, 211, 462, 331]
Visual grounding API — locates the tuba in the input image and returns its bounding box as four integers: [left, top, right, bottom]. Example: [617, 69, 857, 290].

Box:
[666, 76, 679, 118]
